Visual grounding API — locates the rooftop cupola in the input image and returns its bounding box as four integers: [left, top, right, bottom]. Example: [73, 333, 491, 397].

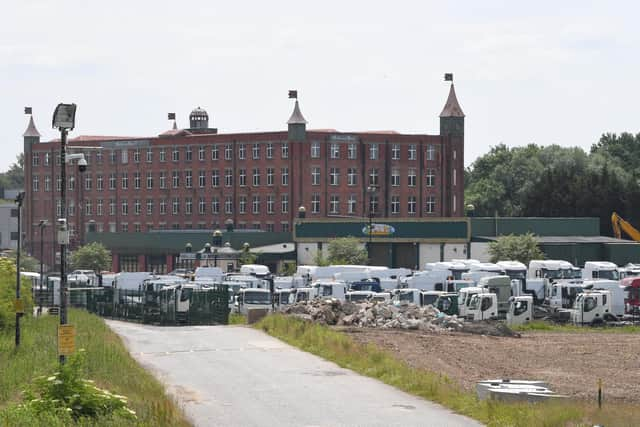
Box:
[439, 81, 465, 137]
[287, 94, 307, 141]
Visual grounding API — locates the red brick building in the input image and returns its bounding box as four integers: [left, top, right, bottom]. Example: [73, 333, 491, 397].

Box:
[23, 85, 465, 268]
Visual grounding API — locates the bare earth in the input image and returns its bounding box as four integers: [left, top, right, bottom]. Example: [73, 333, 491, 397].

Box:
[345, 328, 640, 403]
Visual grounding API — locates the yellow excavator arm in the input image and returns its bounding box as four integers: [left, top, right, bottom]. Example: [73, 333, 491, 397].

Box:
[611, 212, 640, 241]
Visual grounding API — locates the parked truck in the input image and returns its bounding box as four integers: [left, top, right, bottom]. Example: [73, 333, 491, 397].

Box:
[466, 293, 499, 321]
[582, 261, 620, 281]
[458, 287, 487, 318]
[477, 275, 512, 316]
[570, 290, 613, 325]
[622, 277, 640, 314]
[506, 296, 533, 326]
[235, 288, 272, 315]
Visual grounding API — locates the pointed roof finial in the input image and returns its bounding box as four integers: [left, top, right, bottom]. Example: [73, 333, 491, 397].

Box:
[439, 83, 465, 118]
[23, 115, 41, 137]
[172, 120, 178, 130]
[287, 100, 308, 125]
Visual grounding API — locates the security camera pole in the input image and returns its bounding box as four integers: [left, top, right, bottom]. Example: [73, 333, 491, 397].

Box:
[14, 191, 25, 347]
[52, 103, 76, 365]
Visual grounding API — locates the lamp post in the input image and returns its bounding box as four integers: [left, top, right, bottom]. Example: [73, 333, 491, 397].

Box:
[213, 248, 218, 267]
[52, 103, 77, 364]
[366, 186, 378, 256]
[38, 219, 48, 315]
[14, 191, 25, 347]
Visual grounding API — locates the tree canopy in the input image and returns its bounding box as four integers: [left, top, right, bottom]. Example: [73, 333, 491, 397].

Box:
[69, 243, 112, 273]
[326, 237, 369, 265]
[0, 154, 24, 190]
[487, 233, 544, 265]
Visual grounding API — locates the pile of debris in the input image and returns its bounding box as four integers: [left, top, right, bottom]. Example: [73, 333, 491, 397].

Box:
[281, 299, 464, 332]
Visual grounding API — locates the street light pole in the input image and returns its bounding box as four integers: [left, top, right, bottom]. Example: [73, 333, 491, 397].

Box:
[38, 220, 48, 315]
[15, 191, 25, 347]
[366, 186, 378, 261]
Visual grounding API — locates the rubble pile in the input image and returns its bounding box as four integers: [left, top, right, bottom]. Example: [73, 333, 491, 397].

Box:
[281, 299, 465, 332]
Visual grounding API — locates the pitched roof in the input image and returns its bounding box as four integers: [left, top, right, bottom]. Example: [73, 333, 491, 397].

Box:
[439, 84, 465, 118]
[287, 100, 308, 125]
[23, 116, 41, 137]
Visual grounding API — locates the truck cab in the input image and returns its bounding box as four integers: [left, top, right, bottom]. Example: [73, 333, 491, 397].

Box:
[434, 292, 459, 315]
[584, 279, 626, 317]
[458, 286, 486, 317]
[506, 296, 533, 326]
[622, 277, 640, 315]
[528, 260, 567, 281]
[477, 275, 512, 316]
[392, 288, 422, 305]
[547, 282, 586, 310]
[420, 290, 445, 307]
[345, 291, 375, 303]
[466, 293, 498, 321]
[311, 280, 347, 300]
[274, 288, 292, 308]
[236, 288, 272, 315]
[582, 261, 620, 281]
[348, 279, 383, 293]
[571, 290, 612, 325]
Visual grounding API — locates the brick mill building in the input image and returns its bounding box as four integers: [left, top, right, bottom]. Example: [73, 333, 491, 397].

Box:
[22, 85, 465, 271]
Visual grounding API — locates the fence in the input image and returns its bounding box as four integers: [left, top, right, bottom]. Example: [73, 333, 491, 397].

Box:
[35, 285, 230, 326]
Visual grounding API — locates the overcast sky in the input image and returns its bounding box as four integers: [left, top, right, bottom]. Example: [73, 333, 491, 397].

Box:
[2, 1, 638, 171]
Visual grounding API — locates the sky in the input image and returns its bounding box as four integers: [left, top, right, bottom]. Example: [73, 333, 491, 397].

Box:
[2, 0, 639, 171]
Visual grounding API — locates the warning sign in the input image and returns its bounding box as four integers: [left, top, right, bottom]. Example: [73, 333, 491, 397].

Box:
[58, 324, 76, 356]
[14, 299, 24, 314]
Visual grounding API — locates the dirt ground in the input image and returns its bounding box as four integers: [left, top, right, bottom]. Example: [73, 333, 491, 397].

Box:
[345, 328, 640, 403]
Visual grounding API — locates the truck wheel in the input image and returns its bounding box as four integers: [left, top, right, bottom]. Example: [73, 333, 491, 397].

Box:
[591, 318, 604, 327]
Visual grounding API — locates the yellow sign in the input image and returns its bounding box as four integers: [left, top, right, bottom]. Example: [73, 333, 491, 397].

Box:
[58, 324, 76, 356]
[14, 299, 24, 314]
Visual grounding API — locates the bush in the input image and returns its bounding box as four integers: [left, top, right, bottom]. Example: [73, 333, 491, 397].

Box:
[0, 258, 33, 331]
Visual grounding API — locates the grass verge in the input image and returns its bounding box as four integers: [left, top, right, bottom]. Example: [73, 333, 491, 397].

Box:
[0, 309, 191, 426]
[228, 313, 247, 325]
[257, 314, 640, 427]
[512, 320, 640, 333]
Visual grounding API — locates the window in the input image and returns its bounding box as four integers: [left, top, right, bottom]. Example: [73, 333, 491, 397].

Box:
[391, 169, 400, 186]
[426, 195, 436, 213]
[225, 196, 233, 214]
[408, 196, 416, 214]
[172, 146, 179, 162]
[238, 144, 246, 160]
[172, 198, 180, 215]
[408, 144, 417, 160]
[391, 196, 400, 214]
[453, 169, 457, 186]
[347, 168, 357, 186]
[453, 149, 457, 160]
[347, 143, 357, 159]
[146, 172, 153, 189]
[330, 168, 339, 186]
[121, 223, 128, 233]
[311, 142, 320, 158]
[369, 194, 378, 215]
[225, 144, 232, 160]
[266, 143, 273, 159]
[56, 200, 62, 217]
[211, 196, 220, 214]
[134, 199, 141, 215]
[426, 144, 435, 161]
[252, 195, 260, 214]
[44, 152, 50, 166]
[84, 174, 92, 190]
[159, 148, 166, 162]
[96, 151, 103, 164]
[185, 198, 193, 215]
[185, 170, 193, 188]
[266, 223, 274, 232]
[32, 153, 39, 166]
[426, 169, 436, 187]
[281, 194, 289, 213]
[172, 171, 180, 188]
[97, 199, 103, 216]
[199, 197, 206, 214]
[133, 149, 140, 163]
[146, 199, 153, 215]
[160, 199, 167, 215]
[57, 176, 62, 191]
[281, 143, 289, 159]
[408, 168, 416, 187]
[135, 223, 142, 233]
[198, 170, 206, 188]
[239, 169, 247, 186]
[159, 171, 166, 189]
[185, 146, 192, 161]
[281, 167, 289, 185]
[267, 195, 275, 214]
[391, 144, 400, 160]
[121, 199, 128, 215]
[311, 194, 320, 213]
[225, 168, 233, 186]
[146, 148, 153, 163]
[212, 144, 219, 160]
[45, 176, 51, 191]
[121, 150, 128, 164]
[252, 143, 260, 159]
[369, 143, 379, 160]
[69, 176, 75, 191]
[252, 168, 260, 186]
[311, 167, 321, 185]
[33, 175, 39, 191]
[198, 145, 205, 161]
[267, 167, 274, 186]
[97, 174, 103, 191]
[212, 169, 220, 187]
[330, 195, 340, 214]
[348, 195, 356, 214]
[121, 173, 128, 190]
[453, 194, 457, 213]
[134, 172, 141, 189]
[281, 222, 290, 233]
[239, 195, 247, 214]
[109, 199, 116, 216]
[111, 150, 119, 164]
[369, 168, 379, 186]
[330, 143, 340, 159]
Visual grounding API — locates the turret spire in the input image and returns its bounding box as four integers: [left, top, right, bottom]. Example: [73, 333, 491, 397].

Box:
[439, 84, 465, 118]
[287, 100, 308, 125]
[23, 115, 41, 137]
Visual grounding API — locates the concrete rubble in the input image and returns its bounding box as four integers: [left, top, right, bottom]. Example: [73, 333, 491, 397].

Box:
[281, 299, 465, 332]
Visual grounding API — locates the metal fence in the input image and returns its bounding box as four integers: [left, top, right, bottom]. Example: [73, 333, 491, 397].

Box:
[35, 285, 230, 326]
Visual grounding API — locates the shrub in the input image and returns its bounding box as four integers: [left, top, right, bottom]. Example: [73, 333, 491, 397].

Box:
[0, 258, 33, 331]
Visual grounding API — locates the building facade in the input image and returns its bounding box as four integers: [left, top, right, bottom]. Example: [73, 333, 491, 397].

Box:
[23, 85, 465, 269]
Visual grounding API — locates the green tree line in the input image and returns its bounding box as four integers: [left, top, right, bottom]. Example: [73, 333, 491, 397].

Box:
[465, 132, 640, 235]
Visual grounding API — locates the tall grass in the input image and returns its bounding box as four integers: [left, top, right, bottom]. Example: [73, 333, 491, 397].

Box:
[512, 320, 640, 333]
[257, 314, 640, 427]
[0, 309, 191, 426]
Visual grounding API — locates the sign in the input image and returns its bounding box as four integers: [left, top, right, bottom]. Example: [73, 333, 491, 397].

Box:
[14, 299, 24, 314]
[58, 324, 76, 356]
[362, 223, 396, 237]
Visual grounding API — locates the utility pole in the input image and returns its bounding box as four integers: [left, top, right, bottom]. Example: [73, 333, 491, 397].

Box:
[15, 191, 25, 347]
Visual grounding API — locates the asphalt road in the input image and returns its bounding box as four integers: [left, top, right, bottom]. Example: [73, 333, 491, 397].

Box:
[107, 321, 482, 427]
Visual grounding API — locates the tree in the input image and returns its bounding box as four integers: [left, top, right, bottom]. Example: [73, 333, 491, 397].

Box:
[238, 244, 257, 266]
[69, 242, 112, 272]
[488, 233, 544, 265]
[326, 237, 368, 265]
[0, 153, 24, 189]
[5, 249, 40, 272]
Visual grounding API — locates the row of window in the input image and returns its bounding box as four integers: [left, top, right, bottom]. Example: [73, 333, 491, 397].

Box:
[88, 222, 290, 233]
[31, 142, 440, 166]
[31, 166, 456, 192]
[308, 194, 437, 215]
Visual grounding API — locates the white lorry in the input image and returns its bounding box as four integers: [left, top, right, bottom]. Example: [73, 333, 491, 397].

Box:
[583, 280, 626, 317]
[461, 263, 506, 284]
[570, 290, 612, 325]
[345, 290, 375, 303]
[499, 260, 546, 304]
[546, 282, 586, 310]
[582, 261, 620, 281]
[477, 275, 512, 315]
[458, 287, 487, 318]
[310, 280, 347, 300]
[506, 296, 533, 326]
[466, 293, 498, 321]
[194, 267, 224, 282]
[235, 288, 272, 315]
[239, 264, 271, 278]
